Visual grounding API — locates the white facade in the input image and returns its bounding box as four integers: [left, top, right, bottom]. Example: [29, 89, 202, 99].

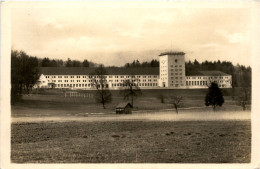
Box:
[34, 74, 49, 88]
[185, 75, 232, 88]
[36, 51, 232, 89]
[40, 74, 159, 89]
[158, 52, 186, 88]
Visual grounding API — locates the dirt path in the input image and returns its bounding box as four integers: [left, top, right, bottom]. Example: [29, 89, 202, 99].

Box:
[12, 111, 251, 123]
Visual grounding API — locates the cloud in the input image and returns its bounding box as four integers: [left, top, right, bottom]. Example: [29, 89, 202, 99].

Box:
[11, 5, 253, 66]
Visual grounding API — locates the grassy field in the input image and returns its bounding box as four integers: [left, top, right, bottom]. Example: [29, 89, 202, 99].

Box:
[11, 88, 251, 163]
[12, 88, 247, 117]
[11, 120, 251, 163]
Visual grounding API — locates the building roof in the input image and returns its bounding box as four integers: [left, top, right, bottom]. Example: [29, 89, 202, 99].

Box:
[159, 51, 185, 56]
[39, 67, 160, 76]
[116, 102, 133, 109]
[186, 71, 230, 76]
[39, 67, 230, 77]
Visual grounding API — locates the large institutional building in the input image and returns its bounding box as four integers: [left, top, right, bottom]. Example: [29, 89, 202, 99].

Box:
[36, 52, 232, 89]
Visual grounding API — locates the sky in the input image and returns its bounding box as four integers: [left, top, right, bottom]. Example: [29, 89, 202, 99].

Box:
[11, 2, 255, 67]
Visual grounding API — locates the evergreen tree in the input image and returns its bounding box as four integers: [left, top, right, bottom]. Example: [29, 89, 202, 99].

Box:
[205, 82, 224, 111]
[82, 59, 90, 67]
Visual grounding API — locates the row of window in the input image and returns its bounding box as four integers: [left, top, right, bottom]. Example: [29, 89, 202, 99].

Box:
[171, 77, 183, 80]
[46, 75, 158, 79]
[54, 83, 158, 88]
[50, 79, 158, 83]
[171, 73, 183, 76]
[186, 81, 208, 86]
[171, 81, 183, 84]
[186, 80, 230, 86]
[186, 76, 230, 80]
[170, 65, 182, 68]
[111, 83, 158, 87]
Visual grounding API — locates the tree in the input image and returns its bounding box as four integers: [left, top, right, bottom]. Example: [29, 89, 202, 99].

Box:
[82, 59, 90, 67]
[90, 65, 112, 109]
[237, 87, 251, 111]
[11, 50, 40, 104]
[205, 82, 224, 111]
[120, 77, 142, 107]
[170, 96, 183, 114]
[72, 60, 81, 67]
[65, 58, 73, 67]
[157, 94, 165, 103]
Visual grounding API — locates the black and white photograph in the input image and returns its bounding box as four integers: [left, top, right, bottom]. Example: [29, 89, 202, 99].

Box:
[1, 1, 260, 169]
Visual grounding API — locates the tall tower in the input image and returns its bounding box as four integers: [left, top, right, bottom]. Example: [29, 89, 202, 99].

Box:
[159, 52, 186, 88]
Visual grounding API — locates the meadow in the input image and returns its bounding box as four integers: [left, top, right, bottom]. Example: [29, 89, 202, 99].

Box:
[11, 88, 251, 163]
[12, 88, 246, 117]
[11, 120, 251, 163]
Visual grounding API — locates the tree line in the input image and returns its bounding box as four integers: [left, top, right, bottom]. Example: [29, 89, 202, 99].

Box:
[125, 59, 251, 88]
[11, 50, 39, 104]
[39, 57, 100, 67]
[185, 59, 251, 88]
[11, 49, 252, 104]
[124, 59, 159, 68]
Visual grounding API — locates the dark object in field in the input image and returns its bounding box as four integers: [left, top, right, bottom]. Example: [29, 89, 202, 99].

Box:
[116, 102, 133, 114]
[205, 82, 224, 111]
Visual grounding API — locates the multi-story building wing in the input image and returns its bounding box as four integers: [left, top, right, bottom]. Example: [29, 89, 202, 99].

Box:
[38, 67, 160, 89]
[35, 51, 232, 89]
[185, 71, 232, 88]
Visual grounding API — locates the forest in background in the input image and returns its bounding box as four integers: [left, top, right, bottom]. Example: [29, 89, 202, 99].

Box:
[11, 50, 251, 89]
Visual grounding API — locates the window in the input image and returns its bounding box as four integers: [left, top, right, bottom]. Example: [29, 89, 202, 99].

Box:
[71, 76, 74, 78]
[58, 76, 62, 78]
[175, 59, 178, 63]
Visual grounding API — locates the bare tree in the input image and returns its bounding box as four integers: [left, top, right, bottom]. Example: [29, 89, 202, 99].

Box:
[237, 87, 251, 111]
[120, 76, 142, 108]
[90, 65, 112, 109]
[157, 94, 165, 103]
[170, 96, 183, 114]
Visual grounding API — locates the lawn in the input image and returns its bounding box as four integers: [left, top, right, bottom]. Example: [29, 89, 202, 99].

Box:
[11, 120, 251, 163]
[12, 88, 246, 117]
[11, 88, 251, 163]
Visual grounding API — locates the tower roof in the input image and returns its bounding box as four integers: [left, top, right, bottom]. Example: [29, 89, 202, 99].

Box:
[159, 51, 185, 56]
